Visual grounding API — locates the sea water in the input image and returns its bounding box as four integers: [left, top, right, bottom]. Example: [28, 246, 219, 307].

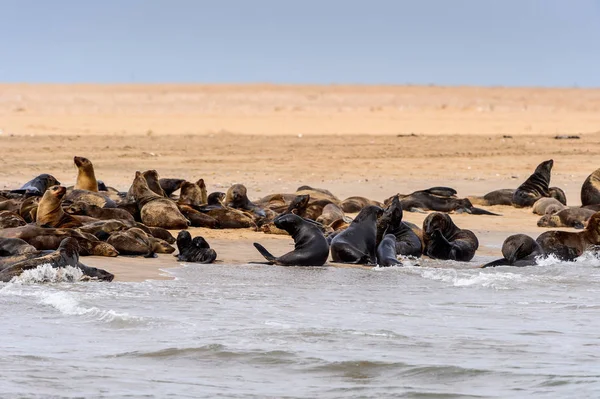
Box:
[1, 255, 600, 398]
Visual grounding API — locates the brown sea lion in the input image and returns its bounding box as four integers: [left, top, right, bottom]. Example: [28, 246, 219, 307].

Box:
[255, 193, 298, 212]
[177, 181, 207, 207]
[65, 202, 135, 223]
[107, 228, 174, 257]
[130, 171, 189, 229]
[341, 196, 384, 213]
[77, 219, 131, 238]
[536, 212, 600, 260]
[0, 211, 27, 228]
[159, 178, 186, 197]
[142, 170, 167, 197]
[316, 203, 347, 226]
[19, 196, 39, 222]
[36, 186, 83, 228]
[176, 231, 217, 263]
[10, 174, 61, 196]
[512, 160, 553, 208]
[532, 198, 567, 215]
[135, 225, 176, 244]
[537, 208, 596, 229]
[422, 213, 479, 261]
[178, 205, 220, 228]
[65, 189, 118, 208]
[581, 168, 600, 206]
[549, 187, 567, 205]
[482, 234, 543, 267]
[377, 234, 402, 266]
[73, 156, 99, 192]
[388, 187, 500, 216]
[295, 186, 341, 205]
[468, 189, 515, 206]
[0, 237, 38, 256]
[0, 199, 22, 213]
[225, 184, 265, 217]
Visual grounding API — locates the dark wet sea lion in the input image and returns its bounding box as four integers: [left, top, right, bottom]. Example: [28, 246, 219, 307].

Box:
[77, 219, 130, 237]
[330, 205, 383, 265]
[532, 198, 567, 215]
[482, 234, 543, 267]
[512, 160, 553, 208]
[10, 174, 61, 196]
[468, 189, 515, 206]
[341, 196, 384, 214]
[131, 171, 189, 229]
[376, 234, 402, 266]
[376, 195, 422, 258]
[159, 178, 186, 197]
[197, 192, 226, 211]
[536, 212, 600, 261]
[176, 231, 217, 263]
[107, 228, 174, 257]
[226, 184, 265, 217]
[295, 186, 339, 201]
[73, 156, 99, 192]
[0, 237, 38, 256]
[36, 185, 83, 228]
[537, 207, 596, 229]
[581, 168, 600, 206]
[65, 202, 136, 223]
[390, 188, 500, 216]
[253, 213, 329, 266]
[0, 211, 27, 228]
[422, 213, 479, 261]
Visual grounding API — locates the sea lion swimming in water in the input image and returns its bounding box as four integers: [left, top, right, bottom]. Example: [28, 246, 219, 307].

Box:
[581, 168, 600, 206]
[537, 207, 596, 230]
[482, 234, 543, 267]
[536, 212, 600, 261]
[376, 195, 422, 258]
[330, 205, 383, 265]
[176, 231, 217, 264]
[376, 234, 402, 266]
[73, 156, 99, 192]
[10, 174, 61, 196]
[253, 213, 329, 266]
[422, 212, 479, 262]
[468, 189, 515, 206]
[0, 237, 38, 256]
[512, 160, 553, 208]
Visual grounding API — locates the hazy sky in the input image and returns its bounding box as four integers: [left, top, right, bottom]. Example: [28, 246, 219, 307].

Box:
[1, 0, 599, 86]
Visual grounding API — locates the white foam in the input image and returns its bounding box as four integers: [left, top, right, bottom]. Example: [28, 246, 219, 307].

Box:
[418, 268, 525, 289]
[39, 291, 139, 323]
[9, 264, 84, 284]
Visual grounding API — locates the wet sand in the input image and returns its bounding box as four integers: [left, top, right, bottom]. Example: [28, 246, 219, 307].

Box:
[1, 84, 599, 281]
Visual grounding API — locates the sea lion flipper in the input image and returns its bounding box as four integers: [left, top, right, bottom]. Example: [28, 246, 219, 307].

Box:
[253, 243, 277, 264]
[481, 258, 509, 268]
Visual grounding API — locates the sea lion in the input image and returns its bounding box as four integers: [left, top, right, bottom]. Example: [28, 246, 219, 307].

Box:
[159, 178, 186, 197]
[65, 189, 118, 209]
[295, 186, 341, 205]
[178, 205, 220, 228]
[36, 185, 83, 228]
[536, 212, 600, 260]
[549, 187, 567, 205]
[482, 234, 543, 267]
[253, 213, 329, 266]
[225, 184, 265, 217]
[0, 211, 27, 228]
[284, 194, 333, 220]
[175, 231, 217, 263]
[177, 180, 208, 207]
[19, 196, 39, 222]
[330, 205, 383, 265]
[532, 197, 567, 215]
[107, 228, 174, 257]
[468, 189, 515, 206]
[376, 195, 422, 257]
[422, 213, 479, 261]
[512, 160, 553, 208]
[142, 170, 167, 197]
[376, 234, 402, 266]
[130, 171, 189, 229]
[65, 202, 136, 223]
[537, 207, 596, 229]
[10, 174, 61, 196]
[341, 196, 384, 213]
[255, 193, 298, 212]
[0, 237, 38, 256]
[316, 203, 347, 226]
[581, 168, 600, 206]
[390, 187, 500, 216]
[73, 156, 99, 192]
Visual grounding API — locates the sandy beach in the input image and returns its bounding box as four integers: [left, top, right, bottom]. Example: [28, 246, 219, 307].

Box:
[1, 84, 599, 281]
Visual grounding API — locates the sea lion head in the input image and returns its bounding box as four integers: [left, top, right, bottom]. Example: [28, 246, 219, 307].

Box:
[47, 185, 67, 201]
[92, 241, 119, 257]
[353, 205, 384, 223]
[81, 266, 115, 282]
[274, 213, 303, 233]
[536, 159, 554, 175]
[37, 174, 61, 190]
[196, 179, 208, 203]
[537, 214, 559, 228]
[179, 181, 204, 206]
[176, 230, 193, 250]
[58, 237, 81, 257]
[192, 236, 210, 249]
[208, 192, 226, 206]
[65, 201, 87, 215]
[151, 238, 175, 254]
[423, 212, 453, 236]
[226, 184, 248, 206]
[287, 194, 310, 215]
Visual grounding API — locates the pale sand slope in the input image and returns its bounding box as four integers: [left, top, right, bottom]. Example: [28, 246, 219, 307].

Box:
[1, 84, 599, 281]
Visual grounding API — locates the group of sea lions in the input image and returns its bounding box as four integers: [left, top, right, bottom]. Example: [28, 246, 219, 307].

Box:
[3, 156, 600, 281]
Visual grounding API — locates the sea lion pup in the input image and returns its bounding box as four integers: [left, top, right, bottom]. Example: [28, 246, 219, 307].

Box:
[0, 211, 27, 228]
[0, 238, 114, 282]
[73, 156, 99, 192]
[225, 184, 265, 217]
[107, 228, 174, 258]
[581, 168, 600, 206]
[176, 231, 217, 263]
[468, 189, 515, 206]
[159, 178, 186, 197]
[482, 234, 543, 267]
[253, 213, 329, 266]
[10, 174, 61, 196]
[422, 213, 479, 262]
[536, 212, 600, 261]
[376, 234, 402, 266]
[65, 202, 136, 223]
[376, 196, 422, 258]
[36, 185, 83, 228]
[512, 159, 553, 208]
[537, 207, 596, 229]
[330, 205, 383, 265]
[0, 237, 37, 256]
[341, 196, 384, 214]
[130, 171, 189, 229]
[532, 197, 567, 216]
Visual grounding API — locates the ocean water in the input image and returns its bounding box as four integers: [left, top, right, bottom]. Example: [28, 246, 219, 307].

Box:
[2, 255, 600, 398]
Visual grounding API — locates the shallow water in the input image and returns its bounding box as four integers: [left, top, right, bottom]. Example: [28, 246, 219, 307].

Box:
[2, 255, 600, 398]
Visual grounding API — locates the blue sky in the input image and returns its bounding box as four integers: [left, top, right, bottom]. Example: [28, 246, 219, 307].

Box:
[0, 0, 598, 86]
